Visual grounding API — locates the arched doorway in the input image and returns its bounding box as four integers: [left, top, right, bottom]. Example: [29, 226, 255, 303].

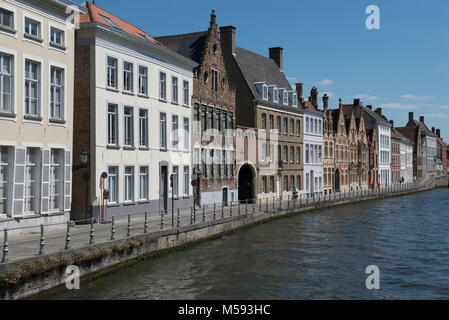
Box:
[335, 169, 340, 192]
[238, 164, 254, 203]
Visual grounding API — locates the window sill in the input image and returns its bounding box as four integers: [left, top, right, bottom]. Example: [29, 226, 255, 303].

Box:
[0, 112, 16, 119]
[107, 203, 120, 207]
[183, 104, 190, 108]
[122, 90, 135, 96]
[106, 87, 119, 93]
[138, 146, 150, 151]
[23, 33, 43, 44]
[0, 25, 16, 36]
[123, 146, 135, 150]
[138, 200, 150, 204]
[123, 201, 135, 206]
[49, 42, 66, 51]
[183, 195, 190, 199]
[138, 93, 149, 98]
[171, 101, 179, 106]
[160, 147, 168, 152]
[23, 114, 43, 122]
[49, 118, 66, 124]
[106, 144, 120, 150]
[159, 98, 167, 103]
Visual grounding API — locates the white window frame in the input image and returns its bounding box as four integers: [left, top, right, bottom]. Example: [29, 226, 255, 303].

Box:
[0, 146, 12, 216]
[0, 52, 13, 114]
[0, 6, 15, 33]
[159, 71, 166, 100]
[183, 80, 189, 106]
[49, 149, 63, 212]
[172, 114, 179, 150]
[172, 166, 179, 198]
[49, 64, 65, 121]
[49, 24, 65, 49]
[139, 108, 148, 147]
[183, 166, 189, 196]
[23, 58, 41, 118]
[172, 76, 178, 103]
[138, 65, 148, 96]
[183, 117, 190, 151]
[160, 112, 167, 149]
[107, 103, 119, 146]
[124, 166, 134, 203]
[107, 166, 119, 204]
[23, 16, 42, 40]
[139, 165, 149, 201]
[124, 106, 134, 147]
[107, 56, 118, 89]
[123, 61, 133, 93]
[24, 147, 39, 214]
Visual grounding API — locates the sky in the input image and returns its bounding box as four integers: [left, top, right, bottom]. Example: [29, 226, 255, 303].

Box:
[75, 0, 449, 141]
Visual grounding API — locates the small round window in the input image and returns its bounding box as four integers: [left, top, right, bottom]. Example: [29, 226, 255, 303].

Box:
[221, 78, 226, 89]
[204, 71, 209, 84]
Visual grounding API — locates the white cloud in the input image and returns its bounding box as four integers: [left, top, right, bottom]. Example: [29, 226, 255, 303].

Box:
[401, 94, 434, 100]
[287, 76, 297, 82]
[440, 105, 449, 109]
[377, 103, 420, 110]
[317, 79, 333, 85]
[423, 112, 449, 119]
[354, 94, 381, 101]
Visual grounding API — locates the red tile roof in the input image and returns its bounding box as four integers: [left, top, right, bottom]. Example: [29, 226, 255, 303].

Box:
[79, 1, 161, 45]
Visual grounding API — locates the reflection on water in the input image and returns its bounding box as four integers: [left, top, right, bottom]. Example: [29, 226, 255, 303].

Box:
[45, 189, 449, 300]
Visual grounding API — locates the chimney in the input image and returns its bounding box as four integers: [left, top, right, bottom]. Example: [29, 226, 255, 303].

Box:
[295, 83, 304, 104]
[209, 9, 217, 31]
[367, 105, 372, 110]
[436, 129, 441, 138]
[220, 26, 236, 55]
[409, 112, 414, 122]
[375, 108, 382, 116]
[419, 116, 424, 123]
[323, 94, 329, 110]
[354, 98, 360, 106]
[389, 120, 394, 127]
[310, 87, 318, 108]
[432, 127, 435, 134]
[269, 47, 283, 71]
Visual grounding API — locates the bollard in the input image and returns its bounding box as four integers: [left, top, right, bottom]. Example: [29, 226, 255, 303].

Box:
[230, 202, 233, 217]
[39, 224, 46, 255]
[111, 216, 116, 240]
[213, 204, 216, 220]
[222, 203, 225, 219]
[238, 202, 241, 216]
[245, 199, 248, 216]
[89, 218, 94, 245]
[202, 205, 206, 222]
[144, 212, 148, 234]
[190, 207, 194, 224]
[127, 214, 131, 237]
[65, 221, 71, 250]
[161, 210, 165, 229]
[177, 208, 181, 227]
[193, 205, 197, 224]
[2, 229, 8, 263]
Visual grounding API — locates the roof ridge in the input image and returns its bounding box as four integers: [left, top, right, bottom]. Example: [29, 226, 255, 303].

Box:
[156, 30, 208, 39]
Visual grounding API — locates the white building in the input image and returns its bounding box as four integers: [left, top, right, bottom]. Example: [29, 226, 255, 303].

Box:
[72, 2, 197, 221]
[302, 103, 323, 198]
[0, 0, 82, 230]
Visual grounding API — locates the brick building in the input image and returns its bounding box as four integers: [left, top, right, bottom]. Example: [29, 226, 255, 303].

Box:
[390, 124, 402, 184]
[156, 10, 237, 206]
[220, 26, 303, 201]
[322, 96, 335, 195]
[435, 128, 447, 176]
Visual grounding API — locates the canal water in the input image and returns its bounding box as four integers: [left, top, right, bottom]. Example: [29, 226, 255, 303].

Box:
[45, 189, 449, 299]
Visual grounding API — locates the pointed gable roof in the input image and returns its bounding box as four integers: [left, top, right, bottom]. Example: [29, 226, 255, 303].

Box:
[155, 31, 208, 63]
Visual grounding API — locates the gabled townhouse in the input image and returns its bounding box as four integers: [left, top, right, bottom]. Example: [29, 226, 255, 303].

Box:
[435, 129, 447, 176]
[220, 25, 303, 202]
[0, 0, 83, 229]
[341, 99, 391, 187]
[390, 121, 413, 183]
[72, 2, 197, 221]
[330, 102, 349, 192]
[322, 95, 335, 195]
[300, 87, 324, 198]
[155, 10, 237, 207]
[390, 123, 402, 184]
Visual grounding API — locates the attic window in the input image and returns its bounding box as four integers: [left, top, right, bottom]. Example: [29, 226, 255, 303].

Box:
[273, 88, 278, 102]
[138, 33, 148, 39]
[263, 84, 268, 100]
[283, 91, 288, 105]
[100, 14, 121, 30]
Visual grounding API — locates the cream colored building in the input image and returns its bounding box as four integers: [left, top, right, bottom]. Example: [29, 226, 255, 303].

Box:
[0, 0, 82, 229]
[72, 2, 197, 221]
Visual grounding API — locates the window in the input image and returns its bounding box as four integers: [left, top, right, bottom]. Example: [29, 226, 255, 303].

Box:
[228, 112, 233, 130]
[276, 116, 281, 132]
[172, 76, 178, 103]
[183, 80, 189, 106]
[283, 145, 288, 163]
[50, 66, 64, 120]
[49, 149, 62, 211]
[0, 53, 12, 113]
[296, 147, 300, 163]
[123, 61, 133, 92]
[262, 84, 268, 100]
[172, 166, 179, 197]
[172, 115, 179, 150]
[160, 112, 167, 148]
[283, 91, 288, 105]
[306, 173, 309, 192]
[100, 14, 121, 30]
[217, 150, 221, 177]
[24, 148, 38, 213]
[283, 118, 288, 134]
[277, 145, 281, 163]
[107, 104, 118, 145]
[24, 60, 40, 116]
[222, 110, 227, 133]
[261, 113, 266, 130]
[201, 105, 206, 132]
[306, 144, 310, 163]
[24, 18, 40, 38]
[269, 176, 274, 193]
[138, 66, 148, 95]
[193, 103, 200, 133]
[208, 107, 213, 131]
[262, 176, 266, 193]
[296, 120, 300, 136]
[183, 117, 189, 150]
[215, 109, 221, 132]
[50, 27, 64, 47]
[0, 146, 12, 215]
[290, 118, 294, 135]
[273, 88, 279, 102]
[183, 166, 189, 196]
[159, 72, 166, 100]
[0, 8, 14, 29]
[284, 176, 288, 191]
[124, 166, 134, 202]
[212, 70, 218, 91]
[297, 175, 301, 189]
[292, 93, 297, 106]
[229, 150, 235, 176]
[107, 57, 118, 88]
[261, 143, 267, 162]
[139, 166, 148, 201]
[209, 150, 214, 177]
[290, 146, 294, 163]
[123, 107, 134, 147]
[269, 115, 274, 130]
[223, 150, 227, 176]
[139, 109, 148, 147]
[305, 117, 309, 133]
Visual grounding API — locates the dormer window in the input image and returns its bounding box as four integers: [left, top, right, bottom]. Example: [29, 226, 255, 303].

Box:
[288, 91, 297, 107]
[279, 89, 288, 105]
[268, 85, 279, 103]
[254, 82, 268, 101]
